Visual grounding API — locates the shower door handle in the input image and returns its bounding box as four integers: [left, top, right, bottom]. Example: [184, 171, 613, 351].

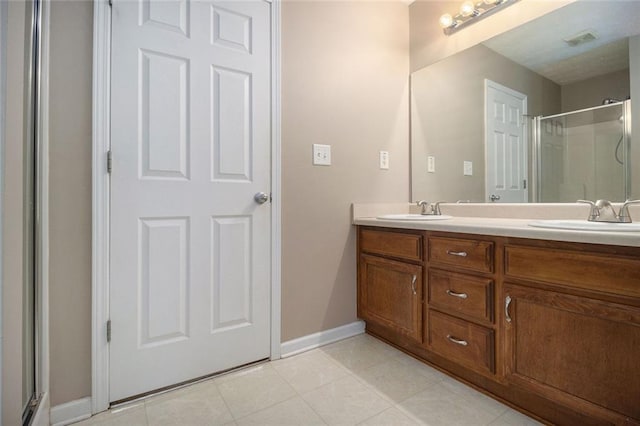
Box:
[489, 194, 501, 202]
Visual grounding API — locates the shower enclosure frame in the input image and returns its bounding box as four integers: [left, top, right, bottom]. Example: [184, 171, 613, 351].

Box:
[532, 100, 631, 203]
[22, 0, 51, 424]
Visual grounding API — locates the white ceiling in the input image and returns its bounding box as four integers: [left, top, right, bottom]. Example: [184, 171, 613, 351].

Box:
[482, 0, 640, 85]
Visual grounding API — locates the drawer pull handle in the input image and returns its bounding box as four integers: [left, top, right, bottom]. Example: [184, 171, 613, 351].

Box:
[446, 335, 468, 346]
[446, 250, 468, 257]
[505, 295, 512, 323]
[446, 289, 468, 299]
[411, 275, 417, 295]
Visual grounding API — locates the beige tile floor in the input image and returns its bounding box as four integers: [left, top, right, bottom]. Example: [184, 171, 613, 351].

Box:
[75, 334, 542, 426]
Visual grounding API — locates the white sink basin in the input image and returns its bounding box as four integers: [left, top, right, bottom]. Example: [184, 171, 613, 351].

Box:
[377, 214, 452, 221]
[528, 220, 640, 232]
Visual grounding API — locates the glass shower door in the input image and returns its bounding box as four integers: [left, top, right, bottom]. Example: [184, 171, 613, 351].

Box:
[535, 101, 629, 203]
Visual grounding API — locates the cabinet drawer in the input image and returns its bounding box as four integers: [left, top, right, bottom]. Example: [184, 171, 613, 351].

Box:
[504, 245, 640, 298]
[360, 229, 423, 262]
[428, 269, 493, 323]
[427, 310, 494, 374]
[428, 237, 493, 273]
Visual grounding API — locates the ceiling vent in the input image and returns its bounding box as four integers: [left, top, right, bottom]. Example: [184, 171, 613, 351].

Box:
[563, 30, 599, 47]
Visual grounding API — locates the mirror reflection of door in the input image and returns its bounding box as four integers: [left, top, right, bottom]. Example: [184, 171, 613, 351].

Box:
[485, 79, 528, 203]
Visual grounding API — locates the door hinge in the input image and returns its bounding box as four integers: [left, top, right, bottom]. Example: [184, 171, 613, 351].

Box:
[108, 0, 113, 7]
[523, 179, 527, 189]
[107, 150, 112, 174]
[107, 319, 112, 343]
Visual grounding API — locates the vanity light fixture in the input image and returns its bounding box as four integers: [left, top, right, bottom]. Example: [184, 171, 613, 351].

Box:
[439, 0, 521, 36]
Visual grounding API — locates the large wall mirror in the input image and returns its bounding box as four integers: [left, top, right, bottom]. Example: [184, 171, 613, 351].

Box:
[411, 1, 640, 203]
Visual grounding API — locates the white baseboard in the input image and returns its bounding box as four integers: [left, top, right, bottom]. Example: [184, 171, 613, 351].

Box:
[280, 320, 365, 358]
[50, 397, 92, 426]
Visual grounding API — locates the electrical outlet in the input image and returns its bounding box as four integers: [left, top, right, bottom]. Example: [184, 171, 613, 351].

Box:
[427, 156, 435, 173]
[463, 161, 473, 176]
[312, 144, 331, 166]
[379, 151, 389, 169]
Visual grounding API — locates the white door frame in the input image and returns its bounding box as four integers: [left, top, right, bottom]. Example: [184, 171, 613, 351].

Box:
[91, 0, 282, 413]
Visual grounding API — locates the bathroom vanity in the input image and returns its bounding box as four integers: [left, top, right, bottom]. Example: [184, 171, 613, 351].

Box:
[355, 214, 640, 425]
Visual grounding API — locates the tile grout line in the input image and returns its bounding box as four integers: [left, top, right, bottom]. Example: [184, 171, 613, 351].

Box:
[271, 348, 331, 425]
[213, 378, 239, 424]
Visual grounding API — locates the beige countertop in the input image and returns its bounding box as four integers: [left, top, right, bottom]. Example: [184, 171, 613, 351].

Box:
[352, 204, 640, 247]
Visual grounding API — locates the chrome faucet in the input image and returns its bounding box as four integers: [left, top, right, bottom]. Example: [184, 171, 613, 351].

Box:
[415, 200, 443, 215]
[577, 199, 640, 223]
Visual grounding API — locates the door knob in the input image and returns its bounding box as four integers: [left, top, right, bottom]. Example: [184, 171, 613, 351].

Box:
[254, 192, 269, 204]
[490, 194, 501, 202]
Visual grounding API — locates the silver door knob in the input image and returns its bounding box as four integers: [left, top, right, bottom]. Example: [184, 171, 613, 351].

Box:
[254, 192, 269, 204]
[489, 194, 501, 202]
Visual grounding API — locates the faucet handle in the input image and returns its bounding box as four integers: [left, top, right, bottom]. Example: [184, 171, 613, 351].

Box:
[577, 200, 599, 221]
[619, 199, 640, 223]
[416, 200, 429, 215]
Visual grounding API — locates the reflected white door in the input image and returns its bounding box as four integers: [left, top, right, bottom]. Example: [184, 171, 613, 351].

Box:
[485, 80, 528, 203]
[109, 0, 271, 402]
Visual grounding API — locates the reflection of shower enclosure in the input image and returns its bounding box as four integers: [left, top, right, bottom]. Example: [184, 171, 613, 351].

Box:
[533, 100, 630, 202]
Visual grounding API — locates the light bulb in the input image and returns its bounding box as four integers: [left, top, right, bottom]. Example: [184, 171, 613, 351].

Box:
[439, 13, 454, 28]
[460, 0, 476, 17]
[483, 0, 499, 4]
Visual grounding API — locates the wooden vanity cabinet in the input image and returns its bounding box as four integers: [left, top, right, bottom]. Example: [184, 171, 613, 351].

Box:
[357, 226, 640, 426]
[503, 242, 640, 424]
[358, 228, 424, 343]
[425, 234, 497, 377]
[503, 283, 640, 423]
[359, 254, 423, 342]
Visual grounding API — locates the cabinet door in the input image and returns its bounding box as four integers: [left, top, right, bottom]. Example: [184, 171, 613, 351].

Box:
[503, 283, 640, 423]
[359, 254, 423, 342]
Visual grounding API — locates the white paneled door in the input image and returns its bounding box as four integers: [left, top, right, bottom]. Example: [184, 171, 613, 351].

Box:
[109, 0, 271, 402]
[485, 80, 528, 203]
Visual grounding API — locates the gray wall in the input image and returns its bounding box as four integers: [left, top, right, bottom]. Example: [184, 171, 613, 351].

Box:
[3, 1, 27, 424]
[48, 0, 94, 406]
[281, 1, 410, 341]
[0, 0, 6, 418]
[561, 69, 630, 112]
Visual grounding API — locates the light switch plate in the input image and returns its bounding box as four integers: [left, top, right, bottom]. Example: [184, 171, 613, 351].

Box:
[313, 144, 331, 166]
[379, 151, 389, 169]
[463, 161, 473, 176]
[427, 156, 435, 173]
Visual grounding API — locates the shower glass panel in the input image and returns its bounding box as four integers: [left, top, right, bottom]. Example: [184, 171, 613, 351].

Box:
[535, 101, 629, 203]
